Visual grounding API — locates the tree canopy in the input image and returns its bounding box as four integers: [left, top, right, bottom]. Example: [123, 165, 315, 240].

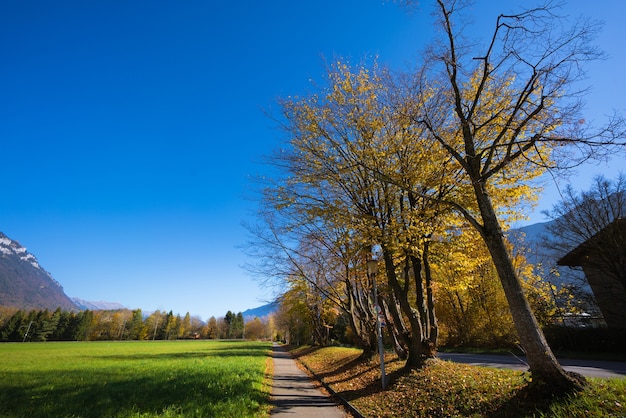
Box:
[252, 0, 625, 393]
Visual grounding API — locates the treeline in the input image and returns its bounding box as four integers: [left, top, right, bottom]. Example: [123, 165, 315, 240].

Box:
[0, 307, 273, 342]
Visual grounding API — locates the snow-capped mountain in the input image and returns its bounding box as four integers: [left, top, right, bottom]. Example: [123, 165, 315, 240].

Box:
[0, 232, 78, 311]
[0, 233, 59, 284]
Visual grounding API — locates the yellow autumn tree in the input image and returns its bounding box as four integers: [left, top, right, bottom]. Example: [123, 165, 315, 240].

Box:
[432, 226, 516, 348]
[382, 0, 621, 391]
[260, 57, 486, 367]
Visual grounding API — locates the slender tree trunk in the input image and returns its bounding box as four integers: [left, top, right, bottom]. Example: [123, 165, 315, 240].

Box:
[473, 181, 586, 391]
[382, 248, 426, 369]
[381, 294, 409, 359]
[453, 291, 468, 344]
[410, 255, 429, 335]
[423, 239, 439, 353]
[410, 254, 438, 357]
[346, 279, 377, 359]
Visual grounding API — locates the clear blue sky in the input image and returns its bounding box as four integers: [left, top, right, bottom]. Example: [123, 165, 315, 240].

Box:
[1, 1, 624, 320]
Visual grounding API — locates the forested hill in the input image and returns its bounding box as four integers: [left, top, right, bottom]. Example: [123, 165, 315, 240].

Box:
[0, 232, 77, 311]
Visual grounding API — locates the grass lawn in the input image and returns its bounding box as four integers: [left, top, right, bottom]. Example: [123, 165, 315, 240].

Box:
[292, 346, 626, 417]
[0, 340, 273, 418]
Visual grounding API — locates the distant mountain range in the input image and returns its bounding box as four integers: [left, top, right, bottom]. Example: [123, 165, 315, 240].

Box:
[71, 298, 126, 311]
[0, 230, 276, 316]
[242, 301, 279, 320]
[0, 231, 131, 312]
[2, 222, 580, 317]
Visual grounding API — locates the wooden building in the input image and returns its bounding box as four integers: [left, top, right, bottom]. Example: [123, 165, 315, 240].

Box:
[557, 218, 626, 329]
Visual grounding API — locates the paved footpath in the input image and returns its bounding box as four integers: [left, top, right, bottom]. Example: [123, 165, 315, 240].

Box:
[270, 343, 349, 417]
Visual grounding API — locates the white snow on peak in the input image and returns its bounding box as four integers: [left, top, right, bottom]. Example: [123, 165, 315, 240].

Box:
[20, 253, 40, 269]
[0, 236, 26, 253]
[0, 234, 45, 273]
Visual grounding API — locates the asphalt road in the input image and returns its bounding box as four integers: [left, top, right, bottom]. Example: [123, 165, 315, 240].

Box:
[438, 352, 626, 378]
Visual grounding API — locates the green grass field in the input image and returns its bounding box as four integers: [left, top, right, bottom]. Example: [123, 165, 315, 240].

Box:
[0, 340, 273, 418]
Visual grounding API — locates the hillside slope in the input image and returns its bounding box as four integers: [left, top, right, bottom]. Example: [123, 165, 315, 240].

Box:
[0, 232, 77, 311]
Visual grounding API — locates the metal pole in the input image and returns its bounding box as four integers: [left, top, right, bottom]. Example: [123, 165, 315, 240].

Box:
[22, 321, 33, 342]
[369, 261, 387, 390]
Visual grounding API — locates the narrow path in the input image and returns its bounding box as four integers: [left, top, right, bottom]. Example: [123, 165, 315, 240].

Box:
[270, 343, 349, 417]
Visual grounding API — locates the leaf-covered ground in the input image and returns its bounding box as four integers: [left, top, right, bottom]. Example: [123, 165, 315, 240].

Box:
[290, 346, 626, 417]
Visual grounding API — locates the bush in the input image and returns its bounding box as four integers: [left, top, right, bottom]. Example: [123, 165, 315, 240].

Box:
[543, 325, 626, 355]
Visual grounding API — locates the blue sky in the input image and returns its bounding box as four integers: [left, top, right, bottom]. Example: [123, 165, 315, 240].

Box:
[1, 1, 624, 320]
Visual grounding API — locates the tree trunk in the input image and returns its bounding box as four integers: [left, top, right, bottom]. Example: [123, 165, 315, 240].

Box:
[382, 248, 426, 369]
[423, 239, 439, 352]
[381, 293, 409, 360]
[346, 279, 377, 359]
[474, 181, 586, 391]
